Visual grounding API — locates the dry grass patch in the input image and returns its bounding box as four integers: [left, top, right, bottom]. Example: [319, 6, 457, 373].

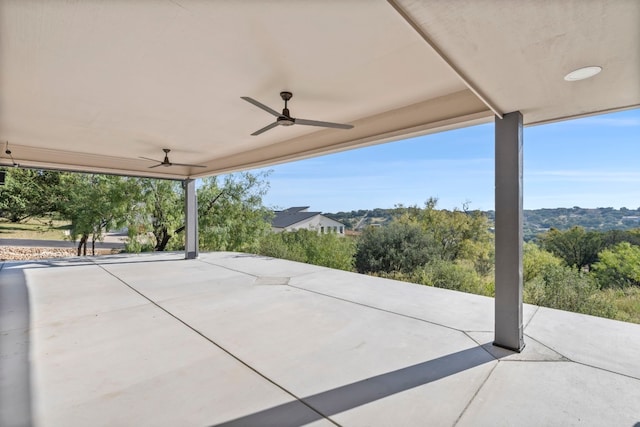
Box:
[0, 218, 71, 240]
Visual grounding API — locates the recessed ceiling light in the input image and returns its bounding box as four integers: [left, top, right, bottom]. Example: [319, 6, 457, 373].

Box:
[564, 66, 602, 81]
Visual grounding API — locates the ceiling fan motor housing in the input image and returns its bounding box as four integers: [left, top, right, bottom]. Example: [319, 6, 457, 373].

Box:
[280, 91, 293, 101]
[278, 111, 295, 126]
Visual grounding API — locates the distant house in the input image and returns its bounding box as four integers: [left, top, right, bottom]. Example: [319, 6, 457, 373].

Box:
[271, 206, 346, 235]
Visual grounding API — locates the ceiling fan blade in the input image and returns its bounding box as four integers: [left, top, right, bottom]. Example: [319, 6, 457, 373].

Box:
[241, 97, 280, 117]
[148, 163, 163, 169]
[251, 121, 280, 136]
[295, 118, 354, 130]
[140, 156, 161, 162]
[171, 163, 207, 168]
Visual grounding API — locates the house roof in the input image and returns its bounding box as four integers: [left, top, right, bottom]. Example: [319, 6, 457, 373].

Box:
[1, 0, 638, 178]
[271, 208, 321, 229]
[280, 207, 311, 214]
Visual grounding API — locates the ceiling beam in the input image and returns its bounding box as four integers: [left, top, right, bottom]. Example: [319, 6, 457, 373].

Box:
[387, 0, 503, 119]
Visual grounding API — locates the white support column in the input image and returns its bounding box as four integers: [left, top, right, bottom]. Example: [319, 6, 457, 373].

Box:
[494, 111, 525, 352]
[184, 178, 198, 260]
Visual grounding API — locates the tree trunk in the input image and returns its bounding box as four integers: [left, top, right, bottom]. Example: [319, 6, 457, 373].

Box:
[155, 227, 171, 251]
[77, 234, 88, 256]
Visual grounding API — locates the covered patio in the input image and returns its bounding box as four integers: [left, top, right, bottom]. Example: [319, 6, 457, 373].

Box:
[1, 0, 639, 425]
[2, 252, 639, 426]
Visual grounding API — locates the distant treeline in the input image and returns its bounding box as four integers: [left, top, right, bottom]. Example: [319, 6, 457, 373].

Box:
[326, 206, 640, 241]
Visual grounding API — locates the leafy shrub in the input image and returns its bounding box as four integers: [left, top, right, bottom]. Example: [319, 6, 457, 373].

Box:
[305, 232, 356, 271]
[258, 229, 355, 271]
[354, 222, 437, 273]
[524, 264, 616, 318]
[523, 242, 562, 283]
[592, 242, 640, 288]
[599, 287, 640, 323]
[411, 259, 494, 296]
[256, 232, 306, 263]
[123, 239, 156, 253]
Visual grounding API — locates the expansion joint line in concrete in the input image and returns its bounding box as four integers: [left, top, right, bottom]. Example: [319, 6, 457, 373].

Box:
[460, 331, 505, 360]
[196, 257, 325, 281]
[90, 261, 342, 427]
[498, 332, 640, 382]
[563, 357, 640, 382]
[523, 305, 540, 330]
[195, 259, 261, 278]
[573, 361, 640, 382]
[452, 361, 499, 427]
[286, 282, 465, 335]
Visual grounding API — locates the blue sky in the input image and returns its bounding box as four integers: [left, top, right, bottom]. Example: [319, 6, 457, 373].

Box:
[248, 108, 640, 213]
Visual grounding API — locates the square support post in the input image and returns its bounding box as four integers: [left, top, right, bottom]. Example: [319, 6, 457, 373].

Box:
[184, 178, 198, 260]
[494, 111, 525, 352]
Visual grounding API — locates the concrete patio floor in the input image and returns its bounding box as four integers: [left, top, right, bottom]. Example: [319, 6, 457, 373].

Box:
[1, 252, 639, 426]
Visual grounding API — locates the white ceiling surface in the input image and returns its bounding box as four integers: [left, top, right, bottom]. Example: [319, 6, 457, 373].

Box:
[0, 0, 637, 179]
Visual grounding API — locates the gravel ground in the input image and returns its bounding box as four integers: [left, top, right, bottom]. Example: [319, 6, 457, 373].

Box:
[0, 246, 118, 261]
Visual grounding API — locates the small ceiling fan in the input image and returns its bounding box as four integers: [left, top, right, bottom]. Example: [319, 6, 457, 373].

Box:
[241, 91, 354, 136]
[140, 149, 206, 169]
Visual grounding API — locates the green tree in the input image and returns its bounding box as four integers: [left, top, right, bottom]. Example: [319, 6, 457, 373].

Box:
[523, 242, 562, 283]
[592, 242, 640, 288]
[354, 222, 437, 274]
[540, 226, 603, 270]
[355, 198, 494, 276]
[125, 171, 273, 253]
[0, 169, 63, 222]
[602, 229, 640, 247]
[127, 179, 184, 252]
[394, 198, 494, 272]
[58, 174, 140, 255]
[197, 172, 272, 252]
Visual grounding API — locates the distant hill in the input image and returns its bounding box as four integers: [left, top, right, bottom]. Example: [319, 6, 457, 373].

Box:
[325, 207, 640, 241]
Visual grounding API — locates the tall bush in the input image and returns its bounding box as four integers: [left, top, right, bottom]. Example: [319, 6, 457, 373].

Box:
[524, 264, 616, 318]
[258, 229, 355, 271]
[412, 259, 492, 296]
[592, 242, 640, 288]
[354, 222, 437, 273]
[523, 242, 562, 283]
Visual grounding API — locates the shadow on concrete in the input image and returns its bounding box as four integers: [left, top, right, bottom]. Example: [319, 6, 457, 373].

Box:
[213, 344, 499, 427]
[0, 262, 33, 427]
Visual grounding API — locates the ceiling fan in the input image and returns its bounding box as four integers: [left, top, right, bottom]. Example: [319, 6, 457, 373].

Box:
[140, 149, 206, 169]
[241, 91, 354, 136]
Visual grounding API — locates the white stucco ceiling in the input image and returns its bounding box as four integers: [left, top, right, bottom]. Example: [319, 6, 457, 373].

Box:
[1, 0, 637, 179]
